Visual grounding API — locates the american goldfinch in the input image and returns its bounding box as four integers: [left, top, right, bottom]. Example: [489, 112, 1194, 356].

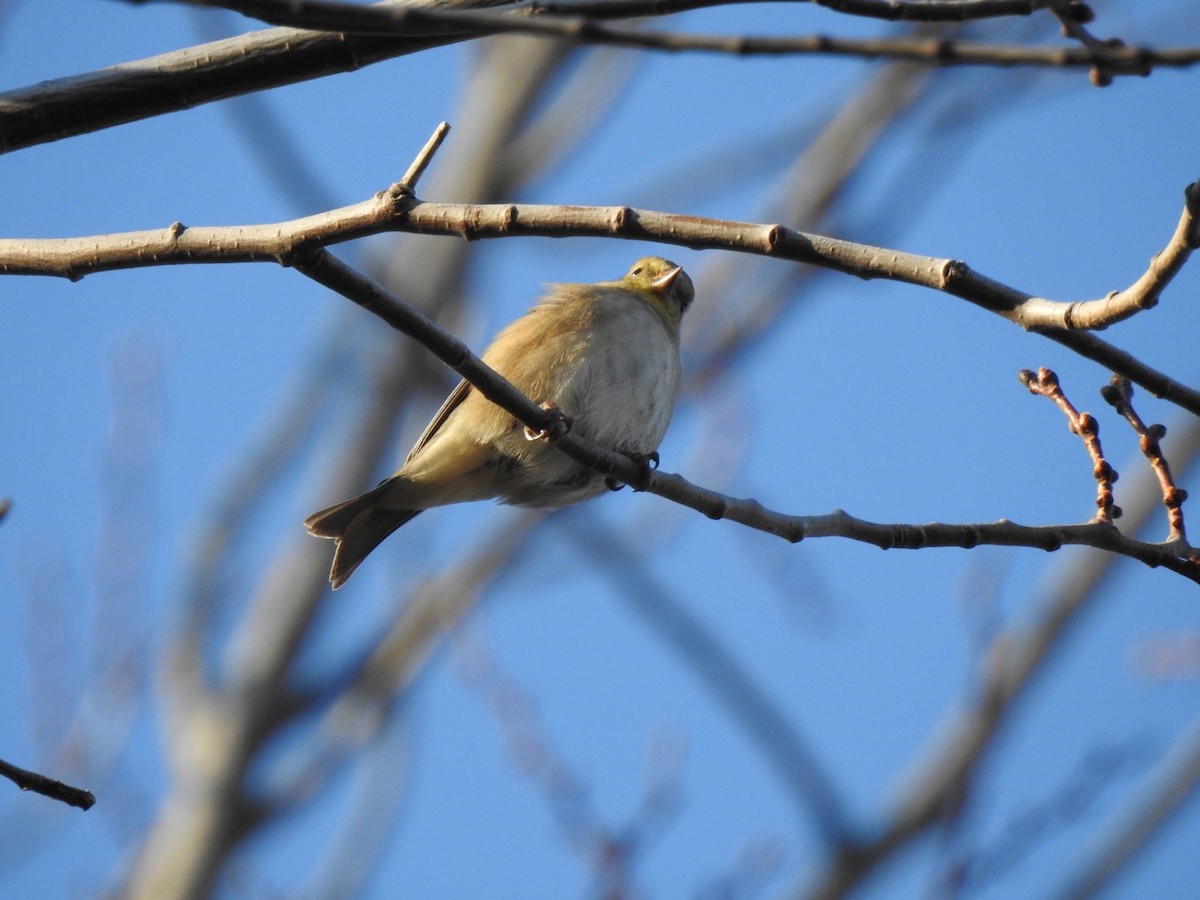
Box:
[305, 257, 694, 588]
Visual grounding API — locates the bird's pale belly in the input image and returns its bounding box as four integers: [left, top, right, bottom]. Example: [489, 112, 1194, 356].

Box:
[492, 303, 681, 507]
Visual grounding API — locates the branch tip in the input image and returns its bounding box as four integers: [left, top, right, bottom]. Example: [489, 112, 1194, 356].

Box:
[1021, 367, 1117, 524]
[400, 121, 451, 191]
[1101, 372, 1192, 543]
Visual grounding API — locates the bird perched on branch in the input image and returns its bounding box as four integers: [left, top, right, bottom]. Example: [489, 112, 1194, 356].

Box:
[305, 257, 694, 588]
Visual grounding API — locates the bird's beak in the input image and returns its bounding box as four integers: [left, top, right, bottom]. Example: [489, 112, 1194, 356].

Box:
[650, 266, 682, 294]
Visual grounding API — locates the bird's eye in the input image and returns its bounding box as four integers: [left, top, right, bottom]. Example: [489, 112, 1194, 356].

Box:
[632, 266, 643, 276]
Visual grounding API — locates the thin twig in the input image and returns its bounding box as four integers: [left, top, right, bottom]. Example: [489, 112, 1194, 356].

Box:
[1043, 0, 1141, 86]
[1101, 376, 1191, 544]
[400, 122, 451, 190]
[0, 757, 95, 810]
[1052, 180, 1200, 329]
[1020, 367, 1118, 525]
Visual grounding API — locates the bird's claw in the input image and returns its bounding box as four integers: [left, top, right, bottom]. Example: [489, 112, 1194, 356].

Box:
[605, 450, 660, 492]
[524, 401, 572, 442]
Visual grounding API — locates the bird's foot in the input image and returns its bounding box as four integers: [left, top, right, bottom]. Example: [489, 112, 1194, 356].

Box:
[605, 450, 659, 492]
[524, 401, 573, 442]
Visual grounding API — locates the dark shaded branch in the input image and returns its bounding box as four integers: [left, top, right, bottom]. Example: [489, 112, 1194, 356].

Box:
[163, 0, 1056, 30]
[0, 757, 95, 811]
[1, 0, 513, 153]
[0, 0, 911, 153]
[162, 0, 1200, 77]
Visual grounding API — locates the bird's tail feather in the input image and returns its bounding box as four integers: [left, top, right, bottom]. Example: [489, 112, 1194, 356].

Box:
[304, 482, 420, 589]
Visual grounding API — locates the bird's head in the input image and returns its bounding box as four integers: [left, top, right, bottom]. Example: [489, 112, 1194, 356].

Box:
[624, 257, 694, 324]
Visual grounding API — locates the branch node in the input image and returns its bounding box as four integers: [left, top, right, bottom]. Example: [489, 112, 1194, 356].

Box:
[610, 206, 632, 233]
[941, 259, 969, 286]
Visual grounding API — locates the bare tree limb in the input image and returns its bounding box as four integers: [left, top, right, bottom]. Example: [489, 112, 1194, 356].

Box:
[3, 122, 1197, 576]
[156, 0, 1060, 29]
[289, 245, 1200, 582]
[0, 0, 901, 153]
[126, 41, 577, 896]
[4, 167, 1200, 414]
[157, 0, 1200, 77]
[7, 0, 1188, 153]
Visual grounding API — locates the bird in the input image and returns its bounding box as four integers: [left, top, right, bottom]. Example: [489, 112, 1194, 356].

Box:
[305, 257, 694, 589]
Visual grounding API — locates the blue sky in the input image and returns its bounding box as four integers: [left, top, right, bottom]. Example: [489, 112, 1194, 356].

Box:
[2, 1, 1199, 897]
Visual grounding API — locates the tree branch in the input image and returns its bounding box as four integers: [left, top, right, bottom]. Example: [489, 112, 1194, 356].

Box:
[0, 0, 892, 153]
[165, 0, 1058, 29]
[4, 167, 1199, 415]
[1102, 376, 1190, 543]
[796, 415, 1200, 898]
[161, 0, 1200, 77]
[0, 757, 95, 811]
[288, 244, 1200, 584]
[1020, 367, 1117, 525]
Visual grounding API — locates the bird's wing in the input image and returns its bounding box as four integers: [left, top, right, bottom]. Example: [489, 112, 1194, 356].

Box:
[403, 378, 473, 466]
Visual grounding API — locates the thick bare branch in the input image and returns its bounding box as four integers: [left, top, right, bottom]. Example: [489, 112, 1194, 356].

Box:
[0, 0, 875, 153]
[162, 0, 1200, 76]
[165, 0, 1056, 29]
